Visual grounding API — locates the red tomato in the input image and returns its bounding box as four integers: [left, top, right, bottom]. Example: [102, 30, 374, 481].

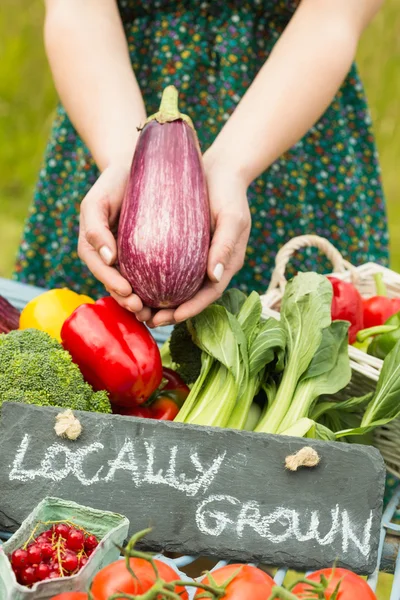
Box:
[50, 595, 88, 600]
[151, 396, 180, 420]
[291, 568, 377, 599]
[90, 557, 188, 599]
[195, 564, 274, 599]
[162, 367, 190, 394]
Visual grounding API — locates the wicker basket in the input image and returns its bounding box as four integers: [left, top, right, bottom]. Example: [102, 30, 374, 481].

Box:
[260, 235, 400, 478]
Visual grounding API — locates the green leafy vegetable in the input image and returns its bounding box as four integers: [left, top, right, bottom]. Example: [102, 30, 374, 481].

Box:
[227, 316, 285, 429]
[277, 321, 350, 433]
[255, 272, 333, 434]
[173, 290, 283, 429]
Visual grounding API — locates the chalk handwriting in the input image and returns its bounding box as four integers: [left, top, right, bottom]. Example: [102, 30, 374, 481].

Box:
[195, 494, 373, 557]
[9, 434, 374, 559]
[9, 434, 225, 497]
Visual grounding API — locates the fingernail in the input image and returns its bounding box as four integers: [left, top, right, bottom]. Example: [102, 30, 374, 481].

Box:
[157, 322, 173, 328]
[213, 263, 224, 282]
[99, 246, 113, 265]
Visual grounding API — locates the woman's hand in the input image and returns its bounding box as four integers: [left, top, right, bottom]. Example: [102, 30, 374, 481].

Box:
[78, 164, 146, 313]
[79, 154, 251, 327]
[148, 152, 252, 328]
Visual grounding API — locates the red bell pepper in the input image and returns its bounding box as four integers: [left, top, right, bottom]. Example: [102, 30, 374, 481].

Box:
[61, 296, 162, 407]
[363, 272, 400, 329]
[112, 367, 190, 421]
[327, 277, 364, 344]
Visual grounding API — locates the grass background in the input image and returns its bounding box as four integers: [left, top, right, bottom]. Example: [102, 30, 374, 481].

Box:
[0, 1, 398, 596]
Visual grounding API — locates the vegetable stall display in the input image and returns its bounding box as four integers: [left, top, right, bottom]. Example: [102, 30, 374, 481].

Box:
[1, 86, 399, 597]
[35, 528, 376, 599]
[159, 272, 400, 441]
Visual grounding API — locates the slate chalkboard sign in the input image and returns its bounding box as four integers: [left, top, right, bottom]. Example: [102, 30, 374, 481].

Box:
[0, 402, 385, 573]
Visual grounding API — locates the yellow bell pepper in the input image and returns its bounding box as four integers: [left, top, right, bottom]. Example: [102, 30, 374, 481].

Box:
[19, 288, 94, 341]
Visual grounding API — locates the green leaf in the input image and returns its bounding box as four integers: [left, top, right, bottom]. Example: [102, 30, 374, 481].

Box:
[189, 305, 242, 379]
[236, 291, 262, 344]
[281, 272, 333, 376]
[312, 422, 336, 441]
[335, 417, 395, 439]
[215, 289, 247, 315]
[312, 393, 373, 421]
[280, 418, 336, 441]
[249, 318, 286, 377]
[300, 321, 349, 382]
[277, 320, 351, 433]
[256, 273, 333, 434]
[361, 339, 400, 426]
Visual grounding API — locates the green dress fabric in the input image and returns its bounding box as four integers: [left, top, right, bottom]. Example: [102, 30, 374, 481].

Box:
[14, 0, 389, 294]
[13, 0, 397, 511]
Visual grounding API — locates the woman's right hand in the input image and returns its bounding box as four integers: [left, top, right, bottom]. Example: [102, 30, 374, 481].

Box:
[78, 164, 147, 315]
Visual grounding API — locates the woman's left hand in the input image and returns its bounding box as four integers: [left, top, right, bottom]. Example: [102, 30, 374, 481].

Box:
[147, 152, 252, 328]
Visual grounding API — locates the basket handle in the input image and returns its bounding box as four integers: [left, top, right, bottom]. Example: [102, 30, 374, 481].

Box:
[267, 235, 355, 293]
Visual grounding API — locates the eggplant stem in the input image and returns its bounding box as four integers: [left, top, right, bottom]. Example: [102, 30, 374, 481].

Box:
[143, 85, 195, 129]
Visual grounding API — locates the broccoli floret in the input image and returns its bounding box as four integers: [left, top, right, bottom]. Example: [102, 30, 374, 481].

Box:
[0, 329, 111, 414]
[88, 390, 112, 414]
[169, 321, 202, 384]
[0, 328, 60, 354]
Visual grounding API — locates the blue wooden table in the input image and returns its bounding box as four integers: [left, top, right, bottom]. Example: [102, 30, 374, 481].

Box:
[1, 277, 400, 598]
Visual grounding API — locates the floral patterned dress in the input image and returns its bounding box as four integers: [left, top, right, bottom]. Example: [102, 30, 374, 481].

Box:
[14, 0, 388, 295]
[13, 0, 395, 508]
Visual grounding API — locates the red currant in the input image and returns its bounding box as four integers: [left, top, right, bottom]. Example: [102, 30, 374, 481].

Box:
[62, 552, 79, 572]
[79, 556, 88, 568]
[86, 548, 95, 557]
[54, 523, 70, 538]
[39, 542, 53, 561]
[66, 529, 85, 551]
[27, 544, 42, 565]
[49, 571, 61, 579]
[84, 534, 98, 551]
[20, 566, 37, 586]
[11, 549, 28, 569]
[35, 563, 51, 581]
[35, 534, 50, 545]
[44, 529, 53, 537]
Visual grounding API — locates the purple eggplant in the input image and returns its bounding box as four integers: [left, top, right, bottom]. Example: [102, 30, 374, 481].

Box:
[0, 295, 20, 333]
[118, 86, 210, 309]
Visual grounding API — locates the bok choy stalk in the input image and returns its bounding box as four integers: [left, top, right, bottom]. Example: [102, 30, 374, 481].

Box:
[255, 272, 333, 434]
[277, 320, 351, 434]
[173, 289, 285, 428]
[227, 318, 285, 429]
[174, 303, 244, 427]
